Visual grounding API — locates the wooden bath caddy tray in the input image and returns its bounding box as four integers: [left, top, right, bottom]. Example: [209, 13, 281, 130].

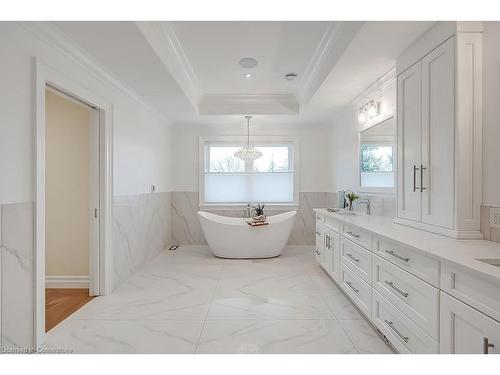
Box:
[246, 221, 269, 227]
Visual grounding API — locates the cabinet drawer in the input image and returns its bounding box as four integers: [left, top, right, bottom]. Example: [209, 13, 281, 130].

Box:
[341, 238, 372, 284]
[324, 215, 341, 233]
[373, 236, 440, 286]
[373, 255, 439, 339]
[342, 223, 372, 250]
[441, 263, 500, 322]
[372, 290, 439, 354]
[341, 263, 371, 319]
[440, 292, 500, 354]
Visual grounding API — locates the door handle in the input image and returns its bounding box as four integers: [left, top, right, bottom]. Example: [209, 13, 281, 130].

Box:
[385, 320, 409, 343]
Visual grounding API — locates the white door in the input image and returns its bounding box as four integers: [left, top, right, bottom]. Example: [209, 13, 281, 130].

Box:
[397, 62, 422, 222]
[440, 292, 500, 354]
[88, 108, 101, 296]
[314, 223, 324, 263]
[330, 232, 341, 282]
[421, 37, 455, 229]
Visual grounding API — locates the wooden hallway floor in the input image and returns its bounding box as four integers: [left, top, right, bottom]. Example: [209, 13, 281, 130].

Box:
[46, 289, 95, 332]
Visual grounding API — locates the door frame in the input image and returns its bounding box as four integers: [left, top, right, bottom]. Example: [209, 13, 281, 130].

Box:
[34, 58, 113, 346]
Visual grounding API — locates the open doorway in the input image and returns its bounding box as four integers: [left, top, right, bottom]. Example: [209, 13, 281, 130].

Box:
[44, 87, 100, 332]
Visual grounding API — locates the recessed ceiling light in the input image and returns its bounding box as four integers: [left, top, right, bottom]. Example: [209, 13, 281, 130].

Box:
[245, 73, 252, 79]
[284, 72, 298, 81]
[239, 57, 258, 69]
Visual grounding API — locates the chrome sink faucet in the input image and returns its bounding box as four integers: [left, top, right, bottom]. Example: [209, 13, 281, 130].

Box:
[358, 199, 371, 215]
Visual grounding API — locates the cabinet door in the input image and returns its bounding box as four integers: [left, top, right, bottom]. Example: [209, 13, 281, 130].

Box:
[440, 292, 500, 354]
[324, 229, 340, 282]
[397, 62, 422, 222]
[421, 37, 455, 229]
[314, 223, 324, 263]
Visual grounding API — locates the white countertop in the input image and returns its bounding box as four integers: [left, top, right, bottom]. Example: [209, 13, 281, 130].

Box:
[314, 208, 500, 283]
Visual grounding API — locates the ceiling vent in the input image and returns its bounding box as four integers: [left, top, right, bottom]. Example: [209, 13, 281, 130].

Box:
[284, 72, 298, 81]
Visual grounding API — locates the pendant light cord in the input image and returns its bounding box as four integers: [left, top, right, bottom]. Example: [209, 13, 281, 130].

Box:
[245, 115, 252, 147]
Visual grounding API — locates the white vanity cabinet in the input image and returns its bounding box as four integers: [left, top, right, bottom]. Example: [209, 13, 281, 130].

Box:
[440, 292, 500, 354]
[314, 221, 324, 264]
[395, 22, 483, 239]
[313, 208, 500, 354]
[323, 227, 340, 282]
[316, 214, 341, 282]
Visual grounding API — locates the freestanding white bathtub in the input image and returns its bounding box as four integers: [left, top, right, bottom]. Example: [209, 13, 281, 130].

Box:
[198, 211, 296, 259]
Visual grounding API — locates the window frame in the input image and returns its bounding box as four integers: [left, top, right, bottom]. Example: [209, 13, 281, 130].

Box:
[357, 139, 396, 194]
[199, 135, 299, 210]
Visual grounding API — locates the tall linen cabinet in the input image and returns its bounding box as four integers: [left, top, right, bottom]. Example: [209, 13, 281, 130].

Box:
[395, 22, 483, 239]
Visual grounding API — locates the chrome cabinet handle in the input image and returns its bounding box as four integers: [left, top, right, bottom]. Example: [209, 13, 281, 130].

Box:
[346, 231, 360, 238]
[345, 281, 359, 293]
[385, 250, 410, 263]
[314, 250, 321, 255]
[325, 235, 331, 249]
[384, 320, 409, 343]
[315, 231, 321, 235]
[420, 165, 427, 192]
[385, 280, 409, 298]
[483, 337, 495, 354]
[346, 253, 360, 263]
[413, 165, 420, 192]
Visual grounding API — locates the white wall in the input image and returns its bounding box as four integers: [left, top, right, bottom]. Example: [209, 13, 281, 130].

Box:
[0, 22, 172, 205]
[483, 22, 500, 207]
[328, 73, 396, 193]
[171, 122, 332, 193]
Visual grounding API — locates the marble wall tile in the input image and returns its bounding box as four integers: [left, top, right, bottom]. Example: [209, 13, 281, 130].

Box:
[171, 192, 206, 245]
[0, 202, 34, 348]
[351, 193, 396, 217]
[112, 192, 172, 290]
[171, 191, 332, 246]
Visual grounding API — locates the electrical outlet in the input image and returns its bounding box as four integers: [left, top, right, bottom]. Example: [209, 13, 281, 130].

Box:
[490, 208, 500, 229]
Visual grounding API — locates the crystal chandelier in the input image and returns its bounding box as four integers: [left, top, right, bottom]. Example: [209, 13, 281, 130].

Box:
[234, 115, 262, 163]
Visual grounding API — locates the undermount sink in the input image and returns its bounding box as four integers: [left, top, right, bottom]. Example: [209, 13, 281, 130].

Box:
[476, 258, 500, 268]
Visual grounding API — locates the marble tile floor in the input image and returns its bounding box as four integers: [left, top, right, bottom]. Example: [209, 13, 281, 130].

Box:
[44, 246, 394, 354]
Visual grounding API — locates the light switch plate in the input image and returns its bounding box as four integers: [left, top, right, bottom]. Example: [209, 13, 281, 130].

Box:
[490, 208, 500, 229]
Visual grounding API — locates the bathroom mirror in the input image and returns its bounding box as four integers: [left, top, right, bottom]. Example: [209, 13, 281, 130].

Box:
[358, 116, 395, 193]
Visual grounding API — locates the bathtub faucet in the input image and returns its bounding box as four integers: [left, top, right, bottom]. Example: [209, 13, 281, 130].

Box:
[244, 204, 253, 218]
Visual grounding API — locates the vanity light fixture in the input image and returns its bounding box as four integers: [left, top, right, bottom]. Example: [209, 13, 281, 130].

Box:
[358, 100, 380, 123]
[234, 116, 262, 163]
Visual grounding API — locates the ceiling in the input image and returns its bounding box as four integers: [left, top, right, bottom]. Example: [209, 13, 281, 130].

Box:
[50, 21, 435, 127]
[171, 21, 330, 95]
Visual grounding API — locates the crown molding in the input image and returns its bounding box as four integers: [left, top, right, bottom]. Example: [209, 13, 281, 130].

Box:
[20, 21, 172, 126]
[353, 66, 396, 106]
[296, 21, 364, 105]
[199, 94, 299, 115]
[136, 21, 201, 111]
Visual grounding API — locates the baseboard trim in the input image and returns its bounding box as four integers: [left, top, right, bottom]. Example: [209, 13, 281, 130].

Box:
[45, 276, 89, 289]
